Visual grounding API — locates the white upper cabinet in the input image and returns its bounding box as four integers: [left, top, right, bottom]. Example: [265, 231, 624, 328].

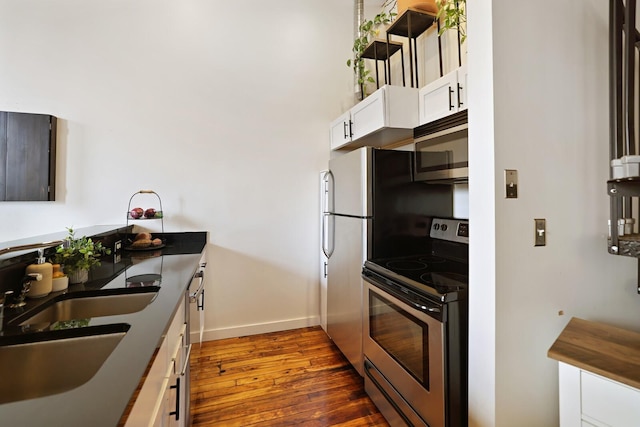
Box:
[330, 111, 352, 151]
[419, 63, 468, 125]
[330, 85, 419, 151]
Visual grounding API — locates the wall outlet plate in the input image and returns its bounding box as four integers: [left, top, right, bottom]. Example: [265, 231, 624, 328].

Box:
[534, 218, 546, 246]
[505, 170, 518, 198]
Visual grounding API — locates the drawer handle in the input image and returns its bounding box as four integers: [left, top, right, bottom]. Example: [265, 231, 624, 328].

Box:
[170, 377, 180, 420]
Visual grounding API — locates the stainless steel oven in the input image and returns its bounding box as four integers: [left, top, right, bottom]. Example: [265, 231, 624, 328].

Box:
[363, 278, 445, 427]
[362, 218, 468, 427]
[414, 110, 468, 183]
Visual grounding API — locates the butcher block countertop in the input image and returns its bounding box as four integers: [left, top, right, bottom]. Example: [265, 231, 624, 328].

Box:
[548, 317, 640, 389]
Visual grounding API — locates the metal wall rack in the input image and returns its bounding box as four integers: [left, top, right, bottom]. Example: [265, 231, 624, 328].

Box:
[361, 39, 405, 89]
[607, 0, 640, 291]
[359, 5, 464, 92]
[386, 7, 442, 88]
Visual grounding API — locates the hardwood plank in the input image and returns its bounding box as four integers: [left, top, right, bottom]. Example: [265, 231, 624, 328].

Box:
[190, 326, 389, 426]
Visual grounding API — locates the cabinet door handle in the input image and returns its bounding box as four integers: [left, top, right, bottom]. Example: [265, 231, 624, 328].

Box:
[449, 86, 454, 110]
[457, 83, 463, 108]
[170, 377, 181, 420]
[343, 121, 349, 139]
[348, 120, 354, 138]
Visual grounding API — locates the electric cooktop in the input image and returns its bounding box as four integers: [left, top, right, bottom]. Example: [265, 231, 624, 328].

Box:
[364, 255, 468, 302]
[364, 218, 469, 302]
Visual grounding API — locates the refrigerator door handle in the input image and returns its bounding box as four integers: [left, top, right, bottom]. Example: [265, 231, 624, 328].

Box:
[322, 213, 335, 259]
[325, 170, 335, 213]
[321, 171, 335, 259]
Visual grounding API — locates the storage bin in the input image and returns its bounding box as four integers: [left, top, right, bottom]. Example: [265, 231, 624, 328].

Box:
[621, 155, 640, 177]
[611, 158, 624, 179]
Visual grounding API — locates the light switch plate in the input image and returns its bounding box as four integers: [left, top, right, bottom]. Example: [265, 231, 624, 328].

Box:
[534, 218, 546, 246]
[505, 170, 518, 198]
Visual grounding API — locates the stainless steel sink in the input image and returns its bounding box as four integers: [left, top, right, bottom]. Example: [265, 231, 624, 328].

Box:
[17, 287, 159, 326]
[0, 323, 130, 404]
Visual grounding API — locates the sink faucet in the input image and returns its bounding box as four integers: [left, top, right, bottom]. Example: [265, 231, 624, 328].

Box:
[0, 240, 65, 256]
[0, 240, 61, 313]
[3, 273, 42, 309]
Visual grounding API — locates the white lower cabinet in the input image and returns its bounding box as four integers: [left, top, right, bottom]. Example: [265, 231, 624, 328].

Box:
[161, 320, 189, 427]
[418, 64, 467, 125]
[558, 362, 640, 427]
[127, 299, 188, 427]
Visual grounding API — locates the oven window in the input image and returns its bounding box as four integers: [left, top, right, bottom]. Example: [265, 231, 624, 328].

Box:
[369, 291, 429, 389]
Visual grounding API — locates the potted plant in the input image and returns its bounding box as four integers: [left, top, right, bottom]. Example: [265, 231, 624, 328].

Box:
[436, 0, 466, 43]
[52, 227, 111, 284]
[347, 0, 397, 100]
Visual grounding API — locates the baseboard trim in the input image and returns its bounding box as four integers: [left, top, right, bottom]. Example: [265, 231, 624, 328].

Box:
[190, 315, 321, 342]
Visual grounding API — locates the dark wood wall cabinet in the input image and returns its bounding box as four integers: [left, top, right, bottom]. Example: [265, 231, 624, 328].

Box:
[0, 111, 57, 201]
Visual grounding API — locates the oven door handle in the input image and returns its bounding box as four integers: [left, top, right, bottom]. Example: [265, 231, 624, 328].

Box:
[363, 271, 443, 318]
[189, 270, 205, 308]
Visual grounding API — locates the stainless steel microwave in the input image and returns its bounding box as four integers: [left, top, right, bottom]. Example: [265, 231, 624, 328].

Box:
[414, 110, 468, 182]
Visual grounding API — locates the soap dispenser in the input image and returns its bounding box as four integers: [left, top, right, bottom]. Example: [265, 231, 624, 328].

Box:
[26, 248, 53, 298]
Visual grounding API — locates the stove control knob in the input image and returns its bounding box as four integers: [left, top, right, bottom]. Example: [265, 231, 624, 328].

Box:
[433, 223, 440, 230]
[441, 224, 448, 231]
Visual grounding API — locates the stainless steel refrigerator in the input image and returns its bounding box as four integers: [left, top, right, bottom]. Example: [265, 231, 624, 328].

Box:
[322, 147, 453, 376]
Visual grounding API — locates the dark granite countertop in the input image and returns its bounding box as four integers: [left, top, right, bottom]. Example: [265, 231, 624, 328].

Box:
[0, 227, 207, 426]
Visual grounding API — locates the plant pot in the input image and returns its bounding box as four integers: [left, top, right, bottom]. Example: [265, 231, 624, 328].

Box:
[68, 269, 89, 284]
[397, 0, 438, 15]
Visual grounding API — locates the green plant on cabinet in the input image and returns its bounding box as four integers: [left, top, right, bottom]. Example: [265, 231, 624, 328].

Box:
[436, 0, 466, 43]
[347, 0, 398, 99]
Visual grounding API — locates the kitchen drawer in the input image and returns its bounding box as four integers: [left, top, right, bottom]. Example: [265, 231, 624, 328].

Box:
[581, 371, 640, 427]
[167, 302, 186, 361]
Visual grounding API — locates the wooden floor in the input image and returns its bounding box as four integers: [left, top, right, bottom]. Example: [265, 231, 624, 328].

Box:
[189, 326, 389, 426]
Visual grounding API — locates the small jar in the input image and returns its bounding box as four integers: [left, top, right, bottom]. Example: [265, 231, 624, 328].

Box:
[622, 155, 640, 177]
[624, 218, 635, 235]
[51, 264, 69, 292]
[611, 158, 624, 179]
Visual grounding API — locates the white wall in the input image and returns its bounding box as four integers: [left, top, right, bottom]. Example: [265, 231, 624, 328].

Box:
[468, 0, 640, 426]
[0, 0, 354, 338]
